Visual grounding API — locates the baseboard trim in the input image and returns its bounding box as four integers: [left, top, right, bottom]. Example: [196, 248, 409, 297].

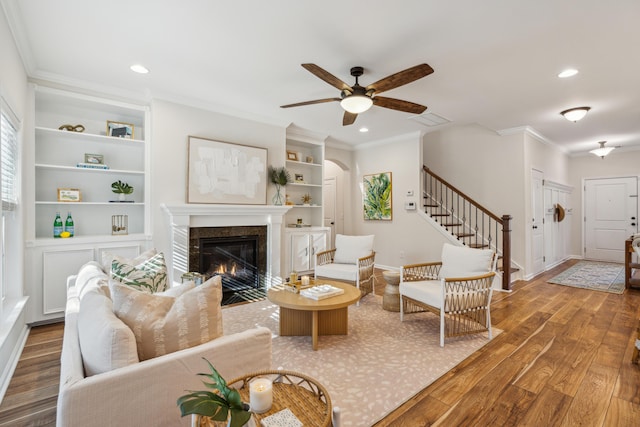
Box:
[0, 297, 30, 404]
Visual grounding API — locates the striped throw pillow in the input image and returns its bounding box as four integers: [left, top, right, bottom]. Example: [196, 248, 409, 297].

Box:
[111, 252, 168, 293]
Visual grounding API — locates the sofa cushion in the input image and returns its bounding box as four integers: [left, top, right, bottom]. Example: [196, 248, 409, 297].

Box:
[158, 280, 195, 297]
[75, 261, 109, 299]
[110, 251, 168, 293]
[111, 275, 223, 361]
[333, 234, 374, 264]
[78, 288, 139, 376]
[400, 280, 442, 309]
[102, 248, 157, 273]
[438, 243, 494, 279]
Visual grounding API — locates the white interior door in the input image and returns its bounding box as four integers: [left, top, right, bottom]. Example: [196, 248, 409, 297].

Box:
[323, 177, 337, 247]
[531, 169, 545, 275]
[585, 177, 638, 262]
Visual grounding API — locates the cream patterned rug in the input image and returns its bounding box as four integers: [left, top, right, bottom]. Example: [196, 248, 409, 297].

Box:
[222, 294, 497, 426]
[547, 261, 625, 294]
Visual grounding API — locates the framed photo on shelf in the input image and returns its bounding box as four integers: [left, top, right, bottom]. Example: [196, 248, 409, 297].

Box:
[107, 121, 134, 139]
[187, 136, 268, 204]
[295, 173, 304, 183]
[57, 188, 81, 202]
[84, 153, 104, 164]
[287, 150, 299, 161]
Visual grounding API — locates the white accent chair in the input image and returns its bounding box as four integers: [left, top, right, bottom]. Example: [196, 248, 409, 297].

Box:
[399, 243, 496, 347]
[314, 234, 376, 298]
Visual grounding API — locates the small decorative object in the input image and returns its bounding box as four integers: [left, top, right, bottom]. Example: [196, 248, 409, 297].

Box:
[112, 215, 128, 235]
[301, 275, 310, 286]
[84, 153, 104, 164]
[58, 124, 85, 132]
[289, 271, 297, 284]
[294, 173, 304, 183]
[177, 358, 253, 427]
[363, 171, 392, 220]
[305, 156, 313, 164]
[107, 121, 134, 138]
[286, 150, 299, 161]
[249, 378, 273, 414]
[53, 212, 63, 238]
[111, 180, 134, 202]
[296, 218, 303, 225]
[268, 166, 291, 206]
[181, 272, 205, 285]
[57, 188, 81, 202]
[285, 194, 293, 205]
[65, 212, 74, 237]
[301, 193, 312, 205]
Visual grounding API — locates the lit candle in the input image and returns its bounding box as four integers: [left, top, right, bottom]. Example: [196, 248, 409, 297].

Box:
[249, 378, 272, 414]
[301, 275, 310, 286]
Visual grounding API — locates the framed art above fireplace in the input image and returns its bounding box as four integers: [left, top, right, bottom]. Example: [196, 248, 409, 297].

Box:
[187, 136, 268, 204]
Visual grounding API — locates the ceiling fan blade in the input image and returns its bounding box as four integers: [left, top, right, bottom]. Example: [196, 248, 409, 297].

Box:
[302, 64, 352, 91]
[280, 98, 341, 108]
[373, 96, 427, 114]
[366, 64, 434, 94]
[343, 111, 357, 126]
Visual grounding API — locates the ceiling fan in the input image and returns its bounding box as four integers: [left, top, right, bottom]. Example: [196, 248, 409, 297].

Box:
[280, 63, 434, 126]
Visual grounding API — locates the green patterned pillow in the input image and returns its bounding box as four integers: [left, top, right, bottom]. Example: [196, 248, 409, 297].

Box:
[110, 252, 168, 293]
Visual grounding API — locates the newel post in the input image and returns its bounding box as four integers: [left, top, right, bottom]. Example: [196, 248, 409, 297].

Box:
[501, 214, 512, 290]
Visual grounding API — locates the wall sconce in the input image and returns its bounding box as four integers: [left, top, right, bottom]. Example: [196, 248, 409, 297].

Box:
[589, 141, 615, 159]
[560, 106, 591, 122]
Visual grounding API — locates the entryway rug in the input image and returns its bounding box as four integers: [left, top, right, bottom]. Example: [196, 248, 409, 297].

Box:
[222, 294, 498, 426]
[547, 261, 625, 294]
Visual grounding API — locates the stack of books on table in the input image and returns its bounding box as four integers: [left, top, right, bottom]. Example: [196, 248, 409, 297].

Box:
[76, 162, 109, 170]
[300, 284, 344, 300]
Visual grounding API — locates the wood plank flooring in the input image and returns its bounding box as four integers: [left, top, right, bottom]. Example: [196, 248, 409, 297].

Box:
[1, 259, 639, 426]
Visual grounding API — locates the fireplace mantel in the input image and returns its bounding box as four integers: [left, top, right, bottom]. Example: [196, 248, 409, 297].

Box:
[161, 203, 291, 283]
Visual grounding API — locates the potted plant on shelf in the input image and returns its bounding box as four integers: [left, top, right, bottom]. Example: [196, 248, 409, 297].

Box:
[111, 180, 134, 202]
[268, 166, 291, 205]
[177, 359, 253, 427]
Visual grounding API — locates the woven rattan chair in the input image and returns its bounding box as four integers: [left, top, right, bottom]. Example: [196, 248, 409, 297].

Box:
[314, 234, 376, 298]
[399, 243, 496, 347]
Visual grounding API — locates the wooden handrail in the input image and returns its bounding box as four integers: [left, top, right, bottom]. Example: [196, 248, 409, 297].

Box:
[422, 166, 513, 290]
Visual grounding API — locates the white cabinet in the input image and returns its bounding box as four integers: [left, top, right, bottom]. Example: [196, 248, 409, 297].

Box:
[25, 85, 152, 323]
[286, 228, 329, 275]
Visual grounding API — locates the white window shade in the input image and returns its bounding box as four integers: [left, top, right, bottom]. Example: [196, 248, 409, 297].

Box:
[0, 111, 18, 211]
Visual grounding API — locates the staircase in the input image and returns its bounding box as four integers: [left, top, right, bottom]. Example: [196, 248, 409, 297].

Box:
[422, 166, 514, 290]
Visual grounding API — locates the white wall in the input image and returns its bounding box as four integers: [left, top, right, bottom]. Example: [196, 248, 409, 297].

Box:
[568, 150, 640, 257]
[351, 133, 447, 268]
[149, 99, 286, 273]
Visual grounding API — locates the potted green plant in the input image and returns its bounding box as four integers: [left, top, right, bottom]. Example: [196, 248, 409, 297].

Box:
[177, 359, 253, 427]
[111, 180, 134, 202]
[268, 166, 291, 205]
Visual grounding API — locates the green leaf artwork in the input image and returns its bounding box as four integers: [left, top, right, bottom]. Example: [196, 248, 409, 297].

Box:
[363, 172, 392, 220]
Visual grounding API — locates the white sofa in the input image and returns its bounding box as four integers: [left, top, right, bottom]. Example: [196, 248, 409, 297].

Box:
[57, 262, 272, 427]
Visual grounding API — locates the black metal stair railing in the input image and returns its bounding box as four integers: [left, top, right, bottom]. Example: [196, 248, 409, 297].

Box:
[423, 166, 512, 290]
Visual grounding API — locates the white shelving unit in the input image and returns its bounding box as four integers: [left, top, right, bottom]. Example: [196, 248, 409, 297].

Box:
[283, 128, 329, 275]
[25, 85, 152, 323]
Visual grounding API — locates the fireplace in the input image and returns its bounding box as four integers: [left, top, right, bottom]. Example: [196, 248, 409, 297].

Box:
[189, 226, 267, 305]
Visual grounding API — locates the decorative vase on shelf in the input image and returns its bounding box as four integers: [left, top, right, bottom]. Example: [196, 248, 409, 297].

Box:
[119, 193, 127, 202]
[272, 184, 284, 205]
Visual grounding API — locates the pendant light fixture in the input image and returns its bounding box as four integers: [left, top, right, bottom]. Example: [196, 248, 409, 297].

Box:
[589, 141, 615, 159]
[560, 106, 591, 122]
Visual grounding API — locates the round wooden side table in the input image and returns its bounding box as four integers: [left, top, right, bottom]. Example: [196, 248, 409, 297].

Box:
[382, 270, 401, 312]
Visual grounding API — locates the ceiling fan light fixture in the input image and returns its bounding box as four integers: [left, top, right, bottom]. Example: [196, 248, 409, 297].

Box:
[589, 141, 615, 159]
[340, 94, 373, 114]
[560, 106, 590, 122]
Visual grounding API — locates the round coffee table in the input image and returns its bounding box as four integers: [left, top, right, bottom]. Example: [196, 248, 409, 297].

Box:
[382, 270, 401, 312]
[267, 279, 361, 350]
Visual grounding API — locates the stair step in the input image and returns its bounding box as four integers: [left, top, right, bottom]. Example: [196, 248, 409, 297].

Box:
[499, 266, 520, 274]
[456, 233, 475, 238]
[431, 213, 451, 217]
[442, 223, 462, 227]
[423, 204, 439, 208]
[467, 243, 489, 249]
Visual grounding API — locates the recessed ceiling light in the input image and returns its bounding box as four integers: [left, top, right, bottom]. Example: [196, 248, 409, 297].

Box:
[558, 68, 578, 78]
[359, 127, 369, 133]
[130, 64, 149, 74]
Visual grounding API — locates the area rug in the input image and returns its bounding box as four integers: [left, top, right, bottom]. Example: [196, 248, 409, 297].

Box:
[222, 294, 497, 426]
[547, 261, 625, 294]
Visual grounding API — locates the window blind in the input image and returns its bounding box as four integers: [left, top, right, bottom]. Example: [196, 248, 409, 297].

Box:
[0, 112, 18, 211]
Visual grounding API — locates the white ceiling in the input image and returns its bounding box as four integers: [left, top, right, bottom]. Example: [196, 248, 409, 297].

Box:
[4, 0, 640, 153]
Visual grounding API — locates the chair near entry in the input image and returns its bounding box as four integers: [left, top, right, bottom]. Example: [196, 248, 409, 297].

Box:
[314, 234, 376, 298]
[399, 243, 496, 347]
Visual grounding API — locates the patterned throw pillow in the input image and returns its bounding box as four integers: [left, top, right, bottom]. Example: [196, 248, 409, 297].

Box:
[101, 248, 157, 273]
[110, 252, 168, 293]
[110, 275, 223, 361]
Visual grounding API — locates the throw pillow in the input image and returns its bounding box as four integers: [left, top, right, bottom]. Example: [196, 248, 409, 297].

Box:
[333, 234, 375, 264]
[78, 288, 139, 376]
[102, 248, 157, 272]
[438, 243, 494, 278]
[110, 251, 168, 293]
[110, 275, 223, 361]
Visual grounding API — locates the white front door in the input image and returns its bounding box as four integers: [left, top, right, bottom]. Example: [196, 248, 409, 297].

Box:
[585, 177, 638, 262]
[531, 169, 545, 275]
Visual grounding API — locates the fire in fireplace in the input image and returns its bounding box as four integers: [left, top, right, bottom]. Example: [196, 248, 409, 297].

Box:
[189, 226, 267, 305]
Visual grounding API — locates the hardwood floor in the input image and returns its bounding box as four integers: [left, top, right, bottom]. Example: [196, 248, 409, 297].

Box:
[1, 260, 639, 426]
